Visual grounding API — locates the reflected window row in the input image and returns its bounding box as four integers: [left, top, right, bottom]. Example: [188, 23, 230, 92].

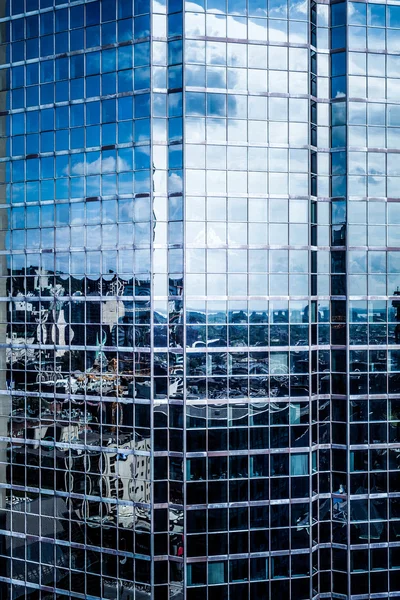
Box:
[185, 117, 309, 145]
[5, 198, 152, 227]
[186, 0, 309, 20]
[5, 1, 150, 28]
[185, 15, 308, 44]
[186, 579, 310, 600]
[10, 47, 147, 90]
[349, 51, 400, 78]
[186, 197, 311, 223]
[348, 101, 400, 127]
[350, 421, 400, 445]
[185, 477, 310, 504]
[10, 68, 151, 109]
[10, 101, 151, 137]
[5, 17, 151, 63]
[348, 155, 400, 178]
[349, 75, 400, 100]
[348, 125, 400, 150]
[184, 96, 309, 122]
[9, 226, 153, 250]
[185, 64, 309, 95]
[187, 554, 310, 586]
[186, 144, 309, 174]
[348, 25, 400, 52]
[186, 41, 308, 71]
[5, 175, 153, 201]
[9, 74, 153, 109]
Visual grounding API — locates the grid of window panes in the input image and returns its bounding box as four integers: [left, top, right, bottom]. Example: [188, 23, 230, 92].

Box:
[346, 0, 400, 597]
[0, 0, 166, 599]
[182, 0, 322, 598]
[1, 0, 400, 597]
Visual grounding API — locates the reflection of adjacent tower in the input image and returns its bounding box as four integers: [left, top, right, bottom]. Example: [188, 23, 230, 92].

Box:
[65, 437, 151, 528]
[392, 288, 400, 343]
[69, 291, 85, 345]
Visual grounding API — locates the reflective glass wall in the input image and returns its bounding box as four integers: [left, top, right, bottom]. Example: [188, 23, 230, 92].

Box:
[183, 0, 317, 598]
[0, 0, 158, 598]
[346, 0, 400, 596]
[0, 0, 399, 599]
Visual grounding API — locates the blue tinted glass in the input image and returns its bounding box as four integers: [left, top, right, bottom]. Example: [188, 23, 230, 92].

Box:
[118, 0, 133, 18]
[12, 136, 24, 156]
[348, 2, 366, 25]
[12, 0, 23, 14]
[87, 75, 101, 97]
[102, 22, 116, 44]
[102, 0, 116, 21]
[70, 78, 84, 100]
[26, 38, 39, 59]
[186, 92, 206, 115]
[118, 97, 134, 120]
[86, 25, 101, 48]
[331, 26, 346, 49]
[331, 2, 346, 26]
[12, 41, 24, 61]
[55, 57, 68, 81]
[70, 5, 84, 28]
[26, 86, 39, 107]
[71, 55, 84, 78]
[388, 5, 400, 27]
[207, 93, 226, 116]
[12, 113, 24, 135]
[26, 112, 39, 133]
[12, 18, 24, 41]
[332, 52, 346, 77]
[71, 128, 85, 149]
[102, 73, 116, 95]
[55, 32, 68, 53]
[26, 15, 38, 38]
[70, 28, 84, 51]
[56, 81, 69, 102]
[368, 4, 386, 26]
[87, 1, 101, 26]
[135, 0, 150, 14]
[118, 18, 133, 41]
[55, 8, 68, 32]
[87, 52, 101, 76]
[40, 12, 53, 36]
[269, 0, 287, 18]
[135, 94, 150, 118]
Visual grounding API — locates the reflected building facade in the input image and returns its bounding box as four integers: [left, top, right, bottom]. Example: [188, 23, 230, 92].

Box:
[0, 0, 400, 599]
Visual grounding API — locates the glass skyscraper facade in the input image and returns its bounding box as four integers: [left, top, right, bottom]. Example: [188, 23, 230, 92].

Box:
[0, 0, 400, 598]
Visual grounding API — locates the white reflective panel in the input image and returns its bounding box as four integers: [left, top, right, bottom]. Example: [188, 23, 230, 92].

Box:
[269, 70, 288, 93]
[187, 222, 206, 245]
[248, 17, 268, 41]
[248, 147, 267, 171]
[186, 169, 206, 195]
[206, 118, 227, 142]
[186, 117, 206, 142]
[227, 42, 247, 67]
[289, 47, 308, 72]
[207, 145, 226, 169]
[248, 69, 268, 93]
[228, 171, 248, 194]
[185, 12, 206, 36]
[207, 222, 227, 245]
[207, 170, 227, 194]
[227, 15, 247, 38]
[186, 144, 206, 169]
[206, 14, 227, 37]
